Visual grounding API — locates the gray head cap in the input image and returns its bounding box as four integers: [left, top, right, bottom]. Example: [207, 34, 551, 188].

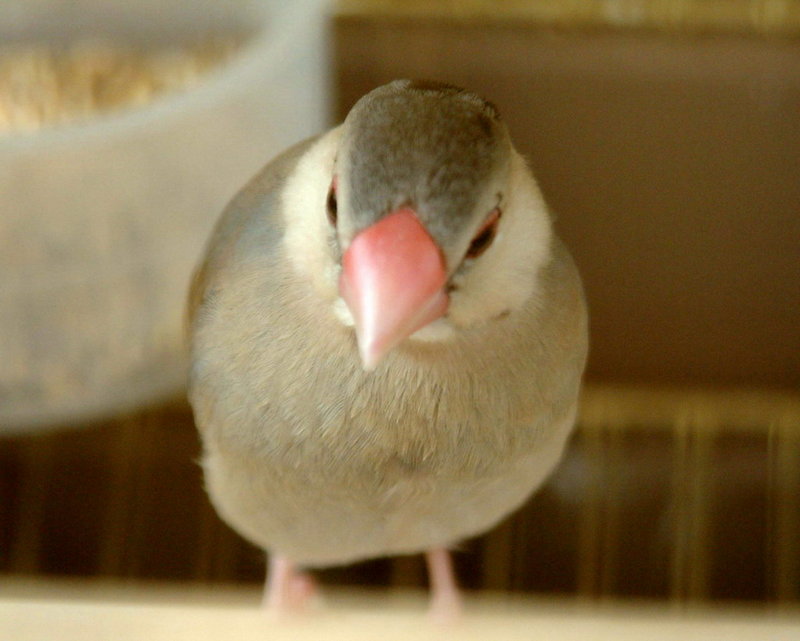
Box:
[339, 80, 511, 252]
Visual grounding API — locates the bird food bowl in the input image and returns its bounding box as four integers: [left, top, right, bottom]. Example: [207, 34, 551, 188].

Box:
[0, 0, 329, 431]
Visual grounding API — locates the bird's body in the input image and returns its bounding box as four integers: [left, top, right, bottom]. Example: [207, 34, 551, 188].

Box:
[187, 81, 587, 611]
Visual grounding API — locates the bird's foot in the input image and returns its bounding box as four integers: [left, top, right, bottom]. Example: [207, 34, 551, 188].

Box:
[428, 590, 463, 625]
[425, 547, 462, 624]
[262, 555, 319, 617]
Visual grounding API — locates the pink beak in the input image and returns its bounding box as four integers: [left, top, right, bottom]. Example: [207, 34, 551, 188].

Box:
[339, 208, 449, 370]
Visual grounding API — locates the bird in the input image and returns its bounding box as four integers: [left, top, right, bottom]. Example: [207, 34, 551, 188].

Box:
[186, 79, 588, 619]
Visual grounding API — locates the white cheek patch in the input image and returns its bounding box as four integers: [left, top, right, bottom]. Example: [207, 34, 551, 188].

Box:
[446, 150, 553, 329]
[333, 297, 355, 327]
[410, 318, 456, 342]
[281, 127, 343, 303]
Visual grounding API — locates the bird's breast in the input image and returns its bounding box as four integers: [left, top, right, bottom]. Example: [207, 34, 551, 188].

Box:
[190, 238, 582, 489]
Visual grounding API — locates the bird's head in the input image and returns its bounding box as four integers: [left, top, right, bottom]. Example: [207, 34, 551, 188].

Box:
[286, 80, 552, 370]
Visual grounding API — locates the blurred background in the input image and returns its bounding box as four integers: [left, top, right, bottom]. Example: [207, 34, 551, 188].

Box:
[1, 0, 798, 608]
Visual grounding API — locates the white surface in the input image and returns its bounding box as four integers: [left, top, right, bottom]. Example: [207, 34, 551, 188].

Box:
[0, 0, 330, 431]
[0, 582, 798, 641]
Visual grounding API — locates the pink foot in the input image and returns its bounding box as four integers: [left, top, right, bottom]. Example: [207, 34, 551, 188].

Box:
[425, 547, 462, 623]
[262, 555, 318, 616]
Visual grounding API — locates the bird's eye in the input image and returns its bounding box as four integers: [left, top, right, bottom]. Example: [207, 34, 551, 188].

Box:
[326, 178, 338, 227]
[466, 208, 501, 259]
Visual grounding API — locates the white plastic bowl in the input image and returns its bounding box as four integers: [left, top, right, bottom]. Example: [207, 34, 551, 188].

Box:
[0, 0, 330, 431]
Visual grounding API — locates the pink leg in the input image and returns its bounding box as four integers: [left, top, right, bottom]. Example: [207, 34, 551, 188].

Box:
[425, 547, 462, 622]
[262, 555, 317, 616]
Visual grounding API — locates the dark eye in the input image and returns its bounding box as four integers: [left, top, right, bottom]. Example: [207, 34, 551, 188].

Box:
[326, 178, 338, 227]
[466, 208, 501, 259]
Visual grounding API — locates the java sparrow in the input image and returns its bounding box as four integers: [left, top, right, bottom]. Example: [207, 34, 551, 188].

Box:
[187, 80, 588, 618]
